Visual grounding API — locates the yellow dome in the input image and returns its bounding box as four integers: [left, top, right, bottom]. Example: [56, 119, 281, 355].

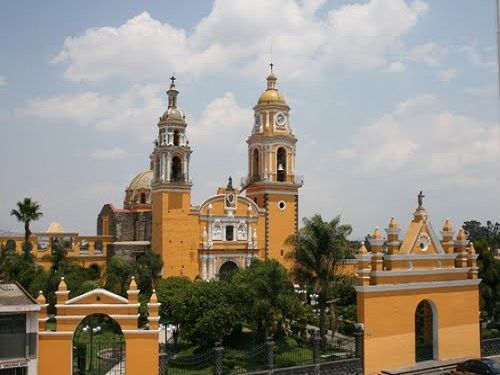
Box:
[128, 170, 153, 191]
[258, 89, 287, 105]
[47, 222, 64, 234]
[257, 68, 288, 106]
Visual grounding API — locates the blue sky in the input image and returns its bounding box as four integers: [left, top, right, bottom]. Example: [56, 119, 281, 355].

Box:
[0, 0, 498, 238]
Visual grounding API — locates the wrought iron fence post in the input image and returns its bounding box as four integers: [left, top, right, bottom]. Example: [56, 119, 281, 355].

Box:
[312, 330, 321, 375]
[265, 335, 274, 372]
[213, 341, 224, 375]
[354, 325, 364, 375]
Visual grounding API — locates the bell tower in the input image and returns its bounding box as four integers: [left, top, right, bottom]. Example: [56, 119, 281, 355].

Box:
[242, 66, 303, 266]
[151, 76, 194, 277]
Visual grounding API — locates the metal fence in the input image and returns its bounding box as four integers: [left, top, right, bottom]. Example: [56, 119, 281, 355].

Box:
[159, 333, 361, 375]
[482, 337, 500, 357]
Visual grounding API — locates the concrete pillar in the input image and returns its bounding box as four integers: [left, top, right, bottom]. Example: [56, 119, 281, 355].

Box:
[201, 255, 208, 280]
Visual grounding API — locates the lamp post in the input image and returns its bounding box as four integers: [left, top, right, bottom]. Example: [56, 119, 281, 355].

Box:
[82, 324, 101, 373]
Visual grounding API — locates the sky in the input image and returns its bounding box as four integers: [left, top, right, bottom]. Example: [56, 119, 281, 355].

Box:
[0, 0, 498, 239]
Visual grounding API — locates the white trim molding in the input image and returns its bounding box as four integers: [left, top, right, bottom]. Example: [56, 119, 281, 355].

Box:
[56, 303, 139, 309]
[355, 278, 481, 293]
[66, 288, 128, 304]
[370, 268, 470, 277]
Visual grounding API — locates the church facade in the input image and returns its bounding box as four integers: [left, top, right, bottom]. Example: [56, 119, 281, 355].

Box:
[98, 69, 302, 279]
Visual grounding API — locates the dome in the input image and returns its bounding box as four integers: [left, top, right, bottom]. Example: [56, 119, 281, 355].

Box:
[258, 89, 287, 105]
[47, 222, 64, 234]
[128, 170, 152, 191]
[257, 69, 288, 106]
[124, 170, 153, 208]
[160, 107, 184, 122]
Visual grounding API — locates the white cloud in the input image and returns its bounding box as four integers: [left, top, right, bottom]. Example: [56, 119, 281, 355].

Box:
[406, 42, 446, 66]
[52, 0, 429, 82]
[387, 61, 406, 72]
[0, 75, 6, 87]
[458, 44, 497, 72]
[91, 147, 127, 160]
[463, 85, 496, 97]
[337, 95, 500, 187]
[437, 68, 457, 82]
[190, 92, 251, 149]
[17, 84, 164, 140]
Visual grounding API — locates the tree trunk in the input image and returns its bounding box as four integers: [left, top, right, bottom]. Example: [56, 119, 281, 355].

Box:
[319, 298, 327, 349]
[24, 220, 30, 243]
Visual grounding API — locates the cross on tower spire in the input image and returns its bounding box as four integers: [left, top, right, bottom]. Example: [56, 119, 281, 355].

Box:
[170, 74, 176, 86]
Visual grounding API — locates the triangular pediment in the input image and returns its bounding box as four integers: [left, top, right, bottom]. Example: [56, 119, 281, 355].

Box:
[65, 288, 128, 305]
[399, 220, 444, 255]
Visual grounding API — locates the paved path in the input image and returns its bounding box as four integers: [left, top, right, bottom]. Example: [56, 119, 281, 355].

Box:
[105, 360, 125, 375]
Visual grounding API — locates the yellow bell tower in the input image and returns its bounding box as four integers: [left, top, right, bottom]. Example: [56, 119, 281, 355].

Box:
[242, 66, 303, 266]
[151, 76, 197, 278]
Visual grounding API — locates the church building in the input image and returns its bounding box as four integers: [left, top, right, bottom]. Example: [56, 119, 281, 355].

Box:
[98, 68, 303, 279]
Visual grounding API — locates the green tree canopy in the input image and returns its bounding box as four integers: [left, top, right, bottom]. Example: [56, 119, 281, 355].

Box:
[232, 259, 303, 338]
[10, 197, 43, 258]
[104, 256, 134, 296]
[286, 214, 353, 342]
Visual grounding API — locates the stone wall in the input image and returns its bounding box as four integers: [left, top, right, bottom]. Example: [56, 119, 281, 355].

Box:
[97, 204, 152, 242]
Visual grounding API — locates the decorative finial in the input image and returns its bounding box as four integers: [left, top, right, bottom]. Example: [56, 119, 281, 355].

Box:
[270, 62, 274, 72]
[417, 190, 425, 208]
[227, 176, 234, 190]
[170, 74, 176, 86]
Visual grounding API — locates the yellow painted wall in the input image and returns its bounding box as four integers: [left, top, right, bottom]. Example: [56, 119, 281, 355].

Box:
[124, 333, 159, 374]
[152, 190, 200, 278]
[266, 193, 297, 268]
[39, 335, 72, 374]
[358, 285, 480, 375]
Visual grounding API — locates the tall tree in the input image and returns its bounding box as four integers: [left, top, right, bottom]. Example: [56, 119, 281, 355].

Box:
[10, 197, 43, 258]
[232, 259, 303, 338]
[286, 214, 353, 343]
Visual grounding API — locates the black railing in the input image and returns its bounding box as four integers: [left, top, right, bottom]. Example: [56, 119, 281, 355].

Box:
[159, 333, 361, 375]
[482, 337, 500, 357]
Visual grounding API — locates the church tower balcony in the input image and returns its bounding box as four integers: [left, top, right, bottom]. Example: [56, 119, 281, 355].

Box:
[150, 76, 193, 191]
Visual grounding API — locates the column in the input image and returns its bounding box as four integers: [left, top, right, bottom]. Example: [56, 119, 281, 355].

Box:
[247, 223, 252, 247]
[201, 255, 208, 280]
[161, 153, 166, 181]
[208, 256, 215, 280]
[183, 155, 188, 182]
[166, 155, 171, 182]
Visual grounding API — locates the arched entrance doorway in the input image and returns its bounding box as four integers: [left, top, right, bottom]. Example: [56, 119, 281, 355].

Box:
[218, 261, 239, 281]
[73, 314, 125, 374]
[415, 300, 436, 362]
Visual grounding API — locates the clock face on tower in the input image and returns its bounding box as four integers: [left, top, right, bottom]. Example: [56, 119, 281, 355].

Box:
[276, 112, 286, 127]
[254, 114, 261, 128]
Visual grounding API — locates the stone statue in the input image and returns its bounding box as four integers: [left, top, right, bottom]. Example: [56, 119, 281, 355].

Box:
[418, 190, 425, 208]
[227, 176, 234, 191]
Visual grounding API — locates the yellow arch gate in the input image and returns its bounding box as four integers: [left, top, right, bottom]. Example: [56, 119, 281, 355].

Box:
[37, 277, 160, 375]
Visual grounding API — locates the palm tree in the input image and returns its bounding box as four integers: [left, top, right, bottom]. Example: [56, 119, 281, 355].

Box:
[10, 197, 43, 257]
[286, 214, 353, 344]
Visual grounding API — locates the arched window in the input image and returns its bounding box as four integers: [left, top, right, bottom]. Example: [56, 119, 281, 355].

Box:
[140, 192, 147, 204]
[277, 147, 287, 182]
[171, 156, 183, 182]
[252, 148, 260, 181]
[173, 130, 180, 146]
